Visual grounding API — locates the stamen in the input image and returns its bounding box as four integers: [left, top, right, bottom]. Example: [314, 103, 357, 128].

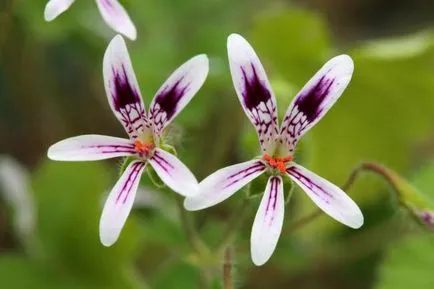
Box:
[262, 153, 293, 174]
[134, 140, 153, 154]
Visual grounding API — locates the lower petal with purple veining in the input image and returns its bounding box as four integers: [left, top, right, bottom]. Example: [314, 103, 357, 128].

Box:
[148, 148, 198, 197]
[184, 159, 266, 211]
[99, 160, 146, 246]
[251, 176, 284, 266]
[286, 164, 363, 229]
[47, 134, 135, 161]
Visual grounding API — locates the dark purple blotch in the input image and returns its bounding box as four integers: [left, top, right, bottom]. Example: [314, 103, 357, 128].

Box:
[112, 65, 141, 110]
[295, 75, 334, 122]
[241, 63, 271, 110]
[153, 78, 187, 120]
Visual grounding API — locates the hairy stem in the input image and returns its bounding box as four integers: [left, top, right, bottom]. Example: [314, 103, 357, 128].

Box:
[223, 247, 234, 289]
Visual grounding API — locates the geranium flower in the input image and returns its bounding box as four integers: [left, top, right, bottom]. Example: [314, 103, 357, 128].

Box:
[48, 35, 208, 246]
[44, 0, 137, 40]
[184, 34, 363, 266]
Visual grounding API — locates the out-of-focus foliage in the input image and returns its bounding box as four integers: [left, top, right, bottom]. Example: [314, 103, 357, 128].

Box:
[2, 1, 434, 289]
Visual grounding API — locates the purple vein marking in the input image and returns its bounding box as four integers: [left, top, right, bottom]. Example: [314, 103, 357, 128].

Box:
[150, 77, 189, 131]
[151, 151, 175, 175]
[223, 161, 265, 189]
[115, 161, 145, 204]
[87, 144, 135, 154]
[294, 75, 334, 123]
[240, 63, 278, 149]
[286, 166, 332, 203]
[264, 177, 280, 227]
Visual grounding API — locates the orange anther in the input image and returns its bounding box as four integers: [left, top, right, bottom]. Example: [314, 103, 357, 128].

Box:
[134, 140, 153, 154]
[282, 156, 293, 162]
[263, 154, 272, 162]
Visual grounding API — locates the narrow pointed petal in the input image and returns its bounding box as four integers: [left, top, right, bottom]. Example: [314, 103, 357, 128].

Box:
[280, 55, 354, 153]
[44, 0, 75, 21]
[95, 0, 137, 40]
[103, 35, 149, 139]
[99, 160, 145, 246]
[184, 160, 266, 211]
[286, 164, 363, 229]
[149, 55, 209, 136]
[227, 33, 278, 153]
[148, 148, 198, 197]
[251, 176, 284, 266]
[47, 135, 135, 161]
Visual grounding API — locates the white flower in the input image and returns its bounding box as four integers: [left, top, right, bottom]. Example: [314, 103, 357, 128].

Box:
[44, 0, 137, 40]
[48, 35, 208, 246]
[184, 34, 363, 266]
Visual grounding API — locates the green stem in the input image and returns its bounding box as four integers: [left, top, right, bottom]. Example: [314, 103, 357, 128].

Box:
[175, 196, 208, 255]
[217, 197, 250, 253]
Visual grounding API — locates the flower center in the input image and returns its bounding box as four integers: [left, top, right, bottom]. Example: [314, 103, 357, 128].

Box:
[263, 153, 293, 174]
[134, 140, 154, 155]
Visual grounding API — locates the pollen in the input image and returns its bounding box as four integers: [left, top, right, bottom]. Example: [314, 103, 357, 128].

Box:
[263, 153, 293, 173]
[134, 140, 153, 154]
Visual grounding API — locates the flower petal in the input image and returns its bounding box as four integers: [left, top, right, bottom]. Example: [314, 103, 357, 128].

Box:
[251, 176, 284, 266]
[99, 160, 145, 246]
[47, 134, 135, 161]
[95, 0, 137, 40]
[149, 55, 209, 137]
[286, 164, 363, 229]
[280, 55, 354, 153]
[44, 0, 75, 21]
[103, 35, 150, 139]
[184, 159, 266, 211]
[148, 148, 198, 197]
[227, 33, 278, 153]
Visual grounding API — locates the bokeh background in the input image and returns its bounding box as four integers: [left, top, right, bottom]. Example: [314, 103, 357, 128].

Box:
[1, 0, 434, 288]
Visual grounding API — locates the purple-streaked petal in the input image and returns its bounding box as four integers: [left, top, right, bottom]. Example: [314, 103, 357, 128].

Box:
[95, 0, 137, 40]
[99, 160, 145, 246]
[251, 176, 284, 266]
[44, 0, 75, 21]
[286, 164, 363, 229]
[47, 134, 135, 161]
[148, 148, 198, 197]
[149, 55, 209, 137]
[280, 55, 354, 153]
[227, 33, 278, 153]
[103, 35, 150, 139]
[184, 159, 266, 211]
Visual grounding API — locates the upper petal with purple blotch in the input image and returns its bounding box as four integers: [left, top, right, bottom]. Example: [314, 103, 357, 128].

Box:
[99, 160, 146, 246]
[184, 159, 266, 211]
[95, 0, 137, 40]
[47, 134, 135, 161]
[227, 34, 278, 153]
[44, 0, 75, 21]
[103, 35, 149, 139]
[280, 55, 354, 153]
[148, 55, 209, 137]
[286, 164, 363, 229]
[251, 176, 284, 266]
[148, 148, 198, 197]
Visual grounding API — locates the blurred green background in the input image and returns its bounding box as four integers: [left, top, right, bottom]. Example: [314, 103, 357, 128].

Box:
[1, 0, 434, 288]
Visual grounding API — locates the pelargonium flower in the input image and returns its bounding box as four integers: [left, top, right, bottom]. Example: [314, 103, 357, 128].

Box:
[48, 35, 208, 246]
[184, 34, 363, 266]
[44, 0, 137, 40]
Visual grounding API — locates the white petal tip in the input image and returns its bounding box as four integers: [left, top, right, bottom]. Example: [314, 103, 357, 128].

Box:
[330, 54, 354, 72]
[183, 197, 205, 211]
[347, 213, 364, 229]
[122, 27, 137, 41]
[251, 255, 268, 266]
[99, 232, 118, 247]
[44, 0, 74, 22]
